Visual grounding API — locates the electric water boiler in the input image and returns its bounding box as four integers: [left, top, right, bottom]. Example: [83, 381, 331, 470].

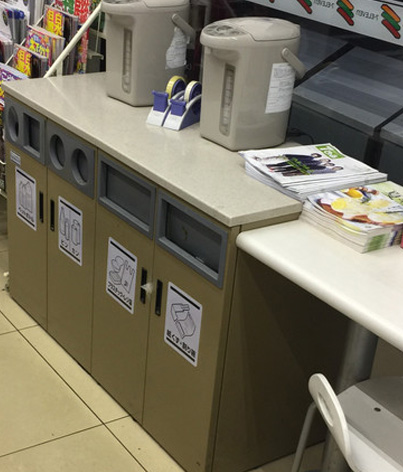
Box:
[102, 0, 190, 106]
[200, 17, 305, 151]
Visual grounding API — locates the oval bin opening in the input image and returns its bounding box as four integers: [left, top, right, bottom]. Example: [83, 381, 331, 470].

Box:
[72, 149, 89, 185]
[50, 135, 66, 169]
[7, 107, 19, 142]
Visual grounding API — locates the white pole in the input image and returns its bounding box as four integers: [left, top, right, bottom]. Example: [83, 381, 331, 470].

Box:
[44, 2, 102, 78]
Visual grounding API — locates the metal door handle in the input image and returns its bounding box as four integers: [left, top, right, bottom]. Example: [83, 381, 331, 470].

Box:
[39, 191, 44, 223]
[155, 280, 163, 316]
[140, 268, 148, 304]
[50, 199, 55, 231]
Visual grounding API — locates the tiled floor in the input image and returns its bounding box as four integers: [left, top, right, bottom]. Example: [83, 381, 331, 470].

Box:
[0, 196, 323, 472]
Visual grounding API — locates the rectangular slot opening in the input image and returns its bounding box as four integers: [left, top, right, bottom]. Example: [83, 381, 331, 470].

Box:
[165, 205, 222, 274]
[157, 194, 227, 287]
[99, 157, 155, 238]
[24, 115, 41, 154]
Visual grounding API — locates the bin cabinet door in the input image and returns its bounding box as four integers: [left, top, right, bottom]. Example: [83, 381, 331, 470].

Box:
[92, 153, 157, 420]
[47, 172, 96, 371]
[142, 193, 234, 472]
[92, 204, 154, 421]
[6, 143, 48, 328]
[143, 245, 230, 472]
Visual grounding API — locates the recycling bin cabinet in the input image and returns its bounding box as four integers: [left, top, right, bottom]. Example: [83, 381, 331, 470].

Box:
[4, 90, 349, 472]
[91, 153, 156, 420]
[46, 121, 96, 371]
[143, 191, 235, 472]
[5, 98, 96, 371]
[4, 96, 47, 328]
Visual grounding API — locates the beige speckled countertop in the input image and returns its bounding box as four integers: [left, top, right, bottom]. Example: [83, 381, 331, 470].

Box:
[3, 73, 302, 227]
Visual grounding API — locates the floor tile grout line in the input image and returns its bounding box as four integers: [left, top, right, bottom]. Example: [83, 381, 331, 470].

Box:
[2, 422, 149, 472]
[104, 422, 148, 472]
[0, 295, 131, 427]
[103, 417, 185, 472]
[0, 313, 33, 332]
[0, 289, 36, 332]
[0, 302, 142, 467]
[0, 329, 17, 336]
[18, 324, 40, 331]
[0, 424, 105, 460]
[4, 325, 147, 471]
[0, 311, 37, 334]
[16, 327, 128, 427]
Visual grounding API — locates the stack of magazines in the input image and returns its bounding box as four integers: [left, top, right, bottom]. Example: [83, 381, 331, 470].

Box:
[241, 143, 387, 201]
[0, 62, 27, 114]
[300, 182, 403, 252]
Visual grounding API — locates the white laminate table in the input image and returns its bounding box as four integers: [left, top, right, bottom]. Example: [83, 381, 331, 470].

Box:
[237, 219, 403, 353]
[237, 219, 403, 472]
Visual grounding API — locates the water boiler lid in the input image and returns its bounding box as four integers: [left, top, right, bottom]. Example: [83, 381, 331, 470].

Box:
[144, 0, 188, 7]
[202, 17, 300, 42]
[103, 0, 187, 6]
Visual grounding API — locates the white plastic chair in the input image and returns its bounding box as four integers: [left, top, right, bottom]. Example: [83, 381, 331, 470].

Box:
[291, 373, 403, 472]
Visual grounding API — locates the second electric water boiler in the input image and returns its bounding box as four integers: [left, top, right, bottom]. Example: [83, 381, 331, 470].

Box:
[200, 17, 305, 151]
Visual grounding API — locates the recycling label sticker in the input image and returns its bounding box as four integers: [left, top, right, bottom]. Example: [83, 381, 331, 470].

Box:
[58, 197, 83, 266]
[106, 237, 137, 314]
[16, 167, 36, 230]
[164, 282, 202, 367]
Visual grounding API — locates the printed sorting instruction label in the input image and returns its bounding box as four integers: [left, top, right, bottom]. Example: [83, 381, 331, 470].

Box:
[265, 63, 295, 114]
[16, 167, 36, 230]
[164, 282, 202, 367]
[58, 197, 83, 266]
[106, 237, 137, 314]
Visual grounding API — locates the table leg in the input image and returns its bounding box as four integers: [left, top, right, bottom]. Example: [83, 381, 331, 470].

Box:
[320, 320, 378, 472]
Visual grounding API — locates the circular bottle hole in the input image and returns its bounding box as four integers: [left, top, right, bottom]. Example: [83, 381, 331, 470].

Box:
[72, 149, 89, 185]
[7, 107, 19, 142]
[50, 135, 66, 169]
